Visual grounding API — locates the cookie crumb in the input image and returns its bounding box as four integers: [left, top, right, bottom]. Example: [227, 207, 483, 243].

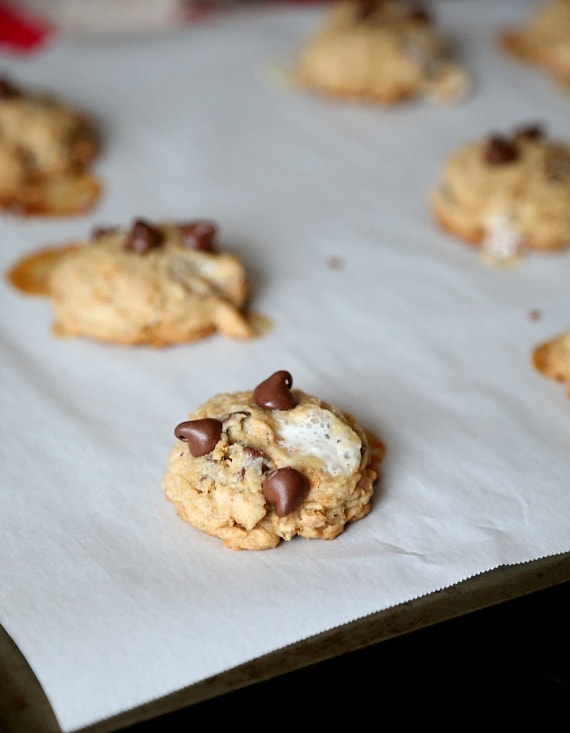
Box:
[327, 256, 343, 269]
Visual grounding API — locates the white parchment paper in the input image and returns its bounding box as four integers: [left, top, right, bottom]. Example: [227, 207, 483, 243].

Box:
[0, 2, 568, 730]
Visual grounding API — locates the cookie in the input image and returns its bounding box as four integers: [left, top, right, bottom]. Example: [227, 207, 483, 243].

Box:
[292, 0, 471, 105]
[0, 75, 101, 216]
[161, 370, 385, 550]
[6, 218, 256, 346]
[428, 123, 570, 257]
[533, 329, 570, 396]
[499, 0, 570, 91]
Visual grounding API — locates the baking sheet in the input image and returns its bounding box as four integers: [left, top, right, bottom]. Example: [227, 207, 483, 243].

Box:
[0, 2, 569, 731]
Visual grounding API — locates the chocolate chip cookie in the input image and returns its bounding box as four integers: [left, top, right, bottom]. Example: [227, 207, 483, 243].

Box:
[161, 370, 385, 550]
[428, 123, 570, 257]
[499, 0, 570, 91]
[0, 75, 101, 216]
[6, 218, 256, 346]
[292, 0, 471, 105]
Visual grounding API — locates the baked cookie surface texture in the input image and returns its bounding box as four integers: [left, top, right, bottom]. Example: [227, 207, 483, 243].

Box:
[533, 329, 570, 396]
[7, 218, 254, 346]
[161, 370, 385, 550]
[499, 0, 570, 90]
[429, 123, 570, 256]
[292, 0, 471, 104]
[0, 76, 101, 216]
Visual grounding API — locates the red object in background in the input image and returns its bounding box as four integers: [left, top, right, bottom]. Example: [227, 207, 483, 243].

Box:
[0, 2, 52, 52]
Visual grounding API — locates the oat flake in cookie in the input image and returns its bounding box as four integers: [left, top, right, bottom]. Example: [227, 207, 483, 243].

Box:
[292, 0, 472, 105]
[428, 123, 570, 260]
[0, 76, 101, 216]
[6, 218, 256, 346]
[499, 0, 570, 91]
[161, 370, 386, 550]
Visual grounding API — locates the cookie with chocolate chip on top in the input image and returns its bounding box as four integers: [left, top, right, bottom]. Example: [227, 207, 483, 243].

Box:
[533, 328, 570, 397]
[499, 0, 570, 91]
[292, 0, 472, 105]
[0, 75, 101, 216]
[428, 123, 570, 259]
[6, 218, 256, 346]
[161, 370, 385, 550]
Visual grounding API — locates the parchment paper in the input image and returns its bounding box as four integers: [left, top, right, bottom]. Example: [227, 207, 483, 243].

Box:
[0, 2, 568, 731]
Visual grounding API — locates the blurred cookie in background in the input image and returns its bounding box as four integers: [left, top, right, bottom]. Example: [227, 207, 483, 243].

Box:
[428, 123, 570, 264]
[6, 218, 263, 346]
[0, 75, 101, 216]
[499, 0, 570, 92]
[292, 0, 472, 105]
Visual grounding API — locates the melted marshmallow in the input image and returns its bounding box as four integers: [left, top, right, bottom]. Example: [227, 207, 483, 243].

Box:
[483, 209, 522, 257]
[274, 406, 361, 477]
[481, 208, 524, 268]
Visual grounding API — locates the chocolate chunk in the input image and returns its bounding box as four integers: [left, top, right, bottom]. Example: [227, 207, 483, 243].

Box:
[262, 467, 309, 517]
[485, 136, 518, 165]
[174, 418, 222, 457]
[181, 221, 217, 252]
[253, 370, 297, 411]
[512, 123, 544, 143]
[125, 219, 163, 254]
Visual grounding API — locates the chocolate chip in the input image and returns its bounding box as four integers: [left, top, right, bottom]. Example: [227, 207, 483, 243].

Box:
[485, 136, 518, 165]
[357, 0, 381, 21]
[181, 221, 217, 252]
[0, 78, 19, 98]
[512, 123, 544, 143]
[174, 418, 222, 457]
[408, 6, 431, 23]
[125, 219, 163, 254]
[262, 467, 309, 517]
[253, 370, 297, 411]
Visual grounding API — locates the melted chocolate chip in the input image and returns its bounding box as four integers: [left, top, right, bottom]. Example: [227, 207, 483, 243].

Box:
[222, 411, 250, 427]
[485, 136, 518, 165]
[243, 446, 269, 472]
[125, 219, 163, 254]
[512, 123, 544, 143]
[243, 446, 263, 460]
[181, 221, 218, 252]
[262, 467, 309, 517]
[253, 370, 297, 411]
[174, 418, 222, 457]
